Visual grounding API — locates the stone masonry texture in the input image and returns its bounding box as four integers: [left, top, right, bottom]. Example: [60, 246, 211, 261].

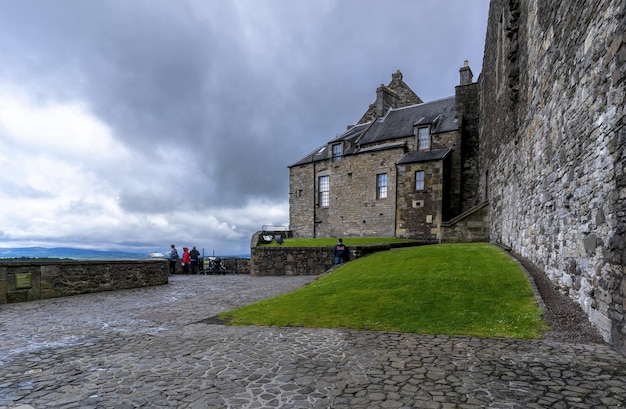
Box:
[480, 0, 626, 352]
[0, 260, 168, 304]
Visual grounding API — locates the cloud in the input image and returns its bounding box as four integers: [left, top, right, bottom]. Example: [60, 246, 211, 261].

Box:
[0, 0, 490, 255]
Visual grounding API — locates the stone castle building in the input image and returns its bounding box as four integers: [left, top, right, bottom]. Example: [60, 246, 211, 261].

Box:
[288, 1, 626, 352]
[289, 67, 482, 241]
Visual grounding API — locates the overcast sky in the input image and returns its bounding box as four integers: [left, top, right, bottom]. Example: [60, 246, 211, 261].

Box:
[0, 0, 490, 256]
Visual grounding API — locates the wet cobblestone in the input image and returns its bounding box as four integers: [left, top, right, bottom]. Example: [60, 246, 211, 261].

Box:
[1, 274, 625, 408]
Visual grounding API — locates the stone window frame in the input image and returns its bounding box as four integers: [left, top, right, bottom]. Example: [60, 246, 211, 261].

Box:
[376, 173, 388, 199]
[415, 170, 425, 191]
[318, 175, 330, 207]
[417, 126, 431, 151]
[331, 143, 342, 162]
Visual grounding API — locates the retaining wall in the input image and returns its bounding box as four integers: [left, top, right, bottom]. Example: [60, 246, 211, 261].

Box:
[250, 246, 339, 276]
[250, 238, 424, 276]
[0, 259, 168, 304]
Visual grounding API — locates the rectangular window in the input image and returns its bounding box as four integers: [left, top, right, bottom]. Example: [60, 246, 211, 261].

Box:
[376, 173, 387, 199]
[415, 170, 425, 191]
[418, 127, 430, 150]
[332, 143, 342, 162]
[318, 175, 329, 207]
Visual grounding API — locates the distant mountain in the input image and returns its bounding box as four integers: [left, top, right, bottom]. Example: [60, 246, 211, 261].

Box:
[0, 247, 148, 260]
[0, 247, 250, 260]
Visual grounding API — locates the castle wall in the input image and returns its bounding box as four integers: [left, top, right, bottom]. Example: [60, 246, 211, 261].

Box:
[481, 0, 626, 350]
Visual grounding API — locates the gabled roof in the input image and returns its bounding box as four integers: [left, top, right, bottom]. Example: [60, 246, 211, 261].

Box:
[289, 96, 458, 167]
[289, 122, 370, 167]
[358, 70, 423, 124]
[357, 96, 457, 145]
[329, 122, 370, 144]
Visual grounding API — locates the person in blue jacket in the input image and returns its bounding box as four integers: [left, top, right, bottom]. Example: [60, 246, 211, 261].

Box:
[169, 244, 179, 275]
[333, 238, 346, 266]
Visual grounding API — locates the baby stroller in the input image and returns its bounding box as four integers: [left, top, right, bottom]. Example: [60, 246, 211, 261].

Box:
[205, 256, 227, 274]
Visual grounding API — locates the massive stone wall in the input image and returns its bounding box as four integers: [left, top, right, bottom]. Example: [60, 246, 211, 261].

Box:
[0, 259, 168, 303]
[481, 0, 626, 351]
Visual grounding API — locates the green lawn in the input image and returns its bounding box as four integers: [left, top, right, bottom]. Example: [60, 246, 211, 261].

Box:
[259, 237, 418, 247]
[219, 243, 547, 339]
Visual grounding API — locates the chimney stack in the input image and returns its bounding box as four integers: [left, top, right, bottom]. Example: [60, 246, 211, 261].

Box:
[459, 60, 473, 85]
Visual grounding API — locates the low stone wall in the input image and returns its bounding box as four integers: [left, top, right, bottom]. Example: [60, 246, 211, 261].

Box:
[250, 247, 336, 276]
[222, 257, 250, 274]
[0, 259, 168, 304]
[250, 242, 423, 276]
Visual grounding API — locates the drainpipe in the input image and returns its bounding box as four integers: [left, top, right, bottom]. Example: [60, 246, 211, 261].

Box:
[313, 160, 317, 238]
[394, 163, 398, 237]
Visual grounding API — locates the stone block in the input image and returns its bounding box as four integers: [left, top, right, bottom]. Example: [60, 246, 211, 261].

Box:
[583, 234, 597, 256]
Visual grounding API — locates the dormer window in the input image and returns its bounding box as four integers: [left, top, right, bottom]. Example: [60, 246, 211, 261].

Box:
[332, 143, 342, 162]
[417, 127, 430, 151]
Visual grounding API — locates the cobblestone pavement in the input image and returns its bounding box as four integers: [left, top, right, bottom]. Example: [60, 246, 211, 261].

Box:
[1, 274, 626, 409]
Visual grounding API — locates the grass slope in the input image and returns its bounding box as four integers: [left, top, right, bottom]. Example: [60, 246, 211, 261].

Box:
[220, 243, 547, 339]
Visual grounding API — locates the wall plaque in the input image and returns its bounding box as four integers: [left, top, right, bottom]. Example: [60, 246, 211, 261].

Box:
[15, 273, 32, 289]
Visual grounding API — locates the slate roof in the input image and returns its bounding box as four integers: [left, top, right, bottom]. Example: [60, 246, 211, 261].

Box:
[289, 122, 370, 167]
[357, 96, 457, 145]
[289, 96, 457, 167]
[397, 148, 452, 164]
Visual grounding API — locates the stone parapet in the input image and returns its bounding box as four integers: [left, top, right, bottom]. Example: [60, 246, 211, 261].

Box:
[0, 259, 168, 304]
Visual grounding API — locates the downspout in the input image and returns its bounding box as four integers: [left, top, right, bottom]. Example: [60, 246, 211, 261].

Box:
[394, 162, 399, 238]
[313, 159, 317, 238]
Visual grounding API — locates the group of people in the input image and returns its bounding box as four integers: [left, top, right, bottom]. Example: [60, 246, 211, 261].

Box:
[168, 244, 200, 275]
[169, 239, 346, 275]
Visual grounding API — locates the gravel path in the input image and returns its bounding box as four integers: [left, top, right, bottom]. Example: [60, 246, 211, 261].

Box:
[508, 250, 605, 344]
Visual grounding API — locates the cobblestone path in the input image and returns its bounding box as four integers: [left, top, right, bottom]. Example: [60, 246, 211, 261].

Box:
[1, 275, 625, 408]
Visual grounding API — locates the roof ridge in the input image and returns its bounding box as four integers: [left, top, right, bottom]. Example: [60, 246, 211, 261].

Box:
[388, 95, 455, 113]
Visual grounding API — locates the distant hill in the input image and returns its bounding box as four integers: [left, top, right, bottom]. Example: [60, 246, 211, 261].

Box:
[0, 247, 148, 260]
[0, 247, 250, 260]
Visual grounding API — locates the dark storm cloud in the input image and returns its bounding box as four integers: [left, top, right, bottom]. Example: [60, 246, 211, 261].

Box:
[0, 0, 489, 253]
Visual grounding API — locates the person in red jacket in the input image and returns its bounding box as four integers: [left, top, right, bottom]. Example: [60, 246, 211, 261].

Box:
[181, 247, 191, 274]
